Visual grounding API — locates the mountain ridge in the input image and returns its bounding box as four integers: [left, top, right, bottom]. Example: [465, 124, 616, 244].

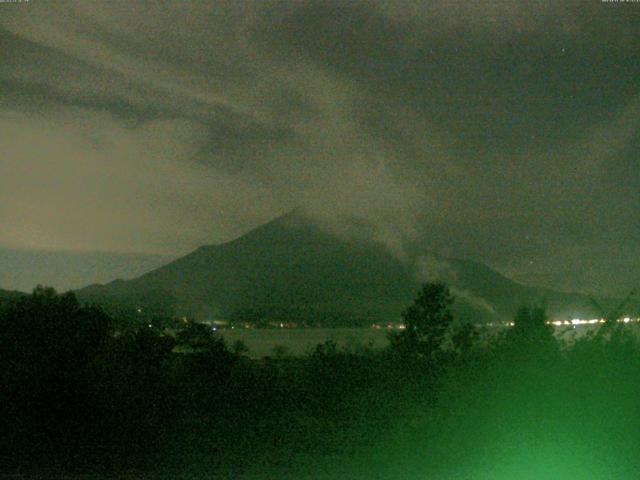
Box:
[76, 212, 609, 325]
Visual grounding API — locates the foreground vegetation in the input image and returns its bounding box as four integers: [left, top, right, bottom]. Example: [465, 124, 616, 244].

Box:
[1, 285, 640, 478]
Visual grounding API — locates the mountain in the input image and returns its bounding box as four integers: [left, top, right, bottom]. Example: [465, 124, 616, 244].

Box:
[77, 212, 609, 325]
[0, 288, 26, 304]
[510, 263, 640, 299]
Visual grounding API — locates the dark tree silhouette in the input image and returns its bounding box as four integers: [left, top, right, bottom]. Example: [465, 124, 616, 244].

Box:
[391, 282, 455, 358]
[175, 320, 216, 350]
[509, 306, 553, 342]
[501, 305, 558, 364]
[0, 286, 113, 456]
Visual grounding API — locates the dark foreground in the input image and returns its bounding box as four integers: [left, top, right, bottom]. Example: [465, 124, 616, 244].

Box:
[2, 287, 640, 479]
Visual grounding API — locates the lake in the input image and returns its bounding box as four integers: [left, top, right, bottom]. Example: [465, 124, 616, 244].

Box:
[215, 327, 392, 358]
[214, 323, 640, 358]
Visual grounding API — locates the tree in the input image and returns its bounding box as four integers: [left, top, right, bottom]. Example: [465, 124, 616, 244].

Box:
[175, 320, 215, 350]
[391, 282, 455, 358]
[509, 305, 553, 342]
[0, 286, 113, 453]
[591, 287, 639, 339]
[502, 305, 558, 362]
[1, 286, 112, 370]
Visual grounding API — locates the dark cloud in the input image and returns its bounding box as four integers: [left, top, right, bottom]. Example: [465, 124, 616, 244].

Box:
[1, 0, 639, 294]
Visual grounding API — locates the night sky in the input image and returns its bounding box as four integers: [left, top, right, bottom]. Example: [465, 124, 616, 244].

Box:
[1, 1, 639, 294]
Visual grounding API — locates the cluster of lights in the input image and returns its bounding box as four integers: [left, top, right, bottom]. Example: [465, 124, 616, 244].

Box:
[548, 317, 639, 327]
[549, 319, 604, 326]
[484, 317, 640, 328]
[371, 323, 406, 330]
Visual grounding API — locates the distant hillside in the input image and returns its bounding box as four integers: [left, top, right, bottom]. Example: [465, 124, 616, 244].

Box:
[0, 288, 26, 304]
[77, 212, 609, 325]
[510, 263, 640, 299]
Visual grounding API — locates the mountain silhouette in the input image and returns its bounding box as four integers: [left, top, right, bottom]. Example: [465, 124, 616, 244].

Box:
[0, 288, 26, 303]
[77, 212, 605, 325]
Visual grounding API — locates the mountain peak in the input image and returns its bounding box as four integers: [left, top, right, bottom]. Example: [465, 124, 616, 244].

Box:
[76, 214, 605, 324]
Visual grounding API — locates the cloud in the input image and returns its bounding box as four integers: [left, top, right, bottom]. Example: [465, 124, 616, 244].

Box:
[1, 0, 639, 293]
[0, 108, 284, 253]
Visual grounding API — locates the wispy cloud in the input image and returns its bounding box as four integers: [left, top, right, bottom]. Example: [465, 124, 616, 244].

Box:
[1, 0, 638, 293]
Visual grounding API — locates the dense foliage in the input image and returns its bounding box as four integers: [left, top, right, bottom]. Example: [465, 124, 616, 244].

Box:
[1, 285, 640, 478]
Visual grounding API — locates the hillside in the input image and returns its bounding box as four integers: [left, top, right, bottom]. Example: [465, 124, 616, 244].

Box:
[77, 212, 606, 325]
[0, 288, 26, 304]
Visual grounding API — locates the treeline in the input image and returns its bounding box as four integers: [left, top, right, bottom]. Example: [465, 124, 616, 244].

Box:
[1, 285, 640, 478]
